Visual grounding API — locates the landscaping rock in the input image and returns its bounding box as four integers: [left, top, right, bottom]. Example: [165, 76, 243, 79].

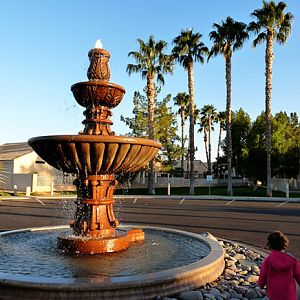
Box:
[160, 239, 267, 300]
[178, 291, 203, 300]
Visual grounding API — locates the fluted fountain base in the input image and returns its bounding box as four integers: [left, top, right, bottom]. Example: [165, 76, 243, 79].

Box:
[58, 228, 144, 254]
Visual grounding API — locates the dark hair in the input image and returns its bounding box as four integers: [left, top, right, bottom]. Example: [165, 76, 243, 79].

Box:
[267, 231, 289, 250]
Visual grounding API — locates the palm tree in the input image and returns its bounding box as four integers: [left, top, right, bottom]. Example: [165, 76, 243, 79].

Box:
[172, 29, 208, 195]
[248, 1, 294, 197]
[173, 92, 189, 170]
[127, 36, 174, 195]
[198, 105, 217, 175]
[209, 17, 249, 196]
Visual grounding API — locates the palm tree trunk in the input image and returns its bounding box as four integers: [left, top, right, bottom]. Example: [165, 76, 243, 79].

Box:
[204, 130, 209, 169]
[147, 75, 155, 195]
[181, 109, 185, 170]
[265, 32, 274, 197]
[208, 117, 212, 174]
[217, 127, 223, 178]
[188, 61, 195, 195]
[226, 56, 233, 196]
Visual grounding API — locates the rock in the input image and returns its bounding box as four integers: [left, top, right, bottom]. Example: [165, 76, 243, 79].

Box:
[245, 289, 260, 299]
[203, 292, 216, 299]
[251, 265, 260, 274]
[230, 280, 239, 288]
[246, 275, 259, 283]
[220, 291, 231, 299]
[236, 286, 251, 295]
[225, 269, 237, 277]
[241, 265, 251, 272]
[233, 254, 246, 261]
[226, 260, 236, 267]
[178, 290, 203, 300]
[208, 288, 221, 297]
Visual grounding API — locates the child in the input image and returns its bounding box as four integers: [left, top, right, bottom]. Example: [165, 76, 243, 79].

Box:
[258, 231, 300, 300]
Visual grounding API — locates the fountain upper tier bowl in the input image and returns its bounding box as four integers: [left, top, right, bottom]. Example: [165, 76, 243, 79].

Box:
[71, 80, 126, 108]
[28, 135, 161, 175]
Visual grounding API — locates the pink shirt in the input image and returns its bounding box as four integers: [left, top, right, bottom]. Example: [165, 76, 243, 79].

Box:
[258, 250, 300, 300]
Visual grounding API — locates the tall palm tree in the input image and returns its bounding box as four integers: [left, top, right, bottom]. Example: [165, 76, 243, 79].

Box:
[248, 1, 294, 197]
[127, 36, 174, 195]
[173, 92, 189, 170]
[209, 17, 249, 196]
[198, 105, 217, 175]
[172, 29, 208, 195]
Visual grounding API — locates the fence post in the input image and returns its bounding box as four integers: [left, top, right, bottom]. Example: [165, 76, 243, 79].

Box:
[286, 181, 289, 198]
[26, 187, 31, 196]
[51, 181, 54, 196]
[167, 174, 170, 196]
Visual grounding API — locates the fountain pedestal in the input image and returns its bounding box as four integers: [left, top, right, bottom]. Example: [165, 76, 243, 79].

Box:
[58, 174, 144, 254]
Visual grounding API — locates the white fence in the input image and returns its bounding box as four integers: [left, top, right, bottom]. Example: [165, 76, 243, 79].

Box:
[272, 178, 300, 196]
[133, 176, 249, 187]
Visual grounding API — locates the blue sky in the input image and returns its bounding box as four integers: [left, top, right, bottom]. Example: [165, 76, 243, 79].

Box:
[0, 0, 299, 161]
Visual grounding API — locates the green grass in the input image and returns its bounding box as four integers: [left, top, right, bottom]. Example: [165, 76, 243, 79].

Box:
[115, 186, 300, 198]
[0, 190, 11, 196]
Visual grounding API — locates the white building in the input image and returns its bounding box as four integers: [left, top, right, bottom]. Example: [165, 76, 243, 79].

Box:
[0, 142, 63, 193]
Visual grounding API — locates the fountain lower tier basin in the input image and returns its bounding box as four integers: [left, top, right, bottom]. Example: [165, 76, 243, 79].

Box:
[28, 135, 161, 174]
[58, 228, 145, 254]
[0, 225, 224, 300]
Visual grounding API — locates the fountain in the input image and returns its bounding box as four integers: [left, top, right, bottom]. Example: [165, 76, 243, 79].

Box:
[28, 40, 161, 254]
[0, 41, 225, 299]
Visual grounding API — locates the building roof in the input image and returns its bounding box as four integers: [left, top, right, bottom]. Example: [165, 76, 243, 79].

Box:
[0, 142, 33, 161]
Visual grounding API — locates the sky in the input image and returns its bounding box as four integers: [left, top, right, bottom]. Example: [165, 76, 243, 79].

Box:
[0, 0, 299, 161]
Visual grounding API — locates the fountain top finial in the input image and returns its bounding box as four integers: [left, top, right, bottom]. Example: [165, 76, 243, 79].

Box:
[87, 43, 110, 81]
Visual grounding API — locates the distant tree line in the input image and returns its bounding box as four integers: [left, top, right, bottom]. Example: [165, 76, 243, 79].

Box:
[125, 1, 294, 196]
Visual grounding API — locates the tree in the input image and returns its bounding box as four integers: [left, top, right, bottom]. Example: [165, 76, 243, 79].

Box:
[245, 112, 267, 185]
[248, 1, 294, 196]
[209, 17, 249, 196]
[198, 105, 217, 175]
[231, 109, 251, 177]
[121, 87, 180, 174]
[172, 29, 208, 195]
[127, 36, 174, 194]
[173, 92, 189, 170]
[271, 111, 299, 178]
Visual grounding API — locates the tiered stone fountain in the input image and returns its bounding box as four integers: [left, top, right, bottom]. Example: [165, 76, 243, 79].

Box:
[29, 42, 161, 254]
[0, 42, 225, 300]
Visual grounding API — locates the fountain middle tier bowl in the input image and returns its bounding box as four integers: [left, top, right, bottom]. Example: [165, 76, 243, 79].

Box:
[28, 135, 161, 175]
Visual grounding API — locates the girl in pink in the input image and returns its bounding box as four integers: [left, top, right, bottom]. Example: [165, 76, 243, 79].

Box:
[258, 231, 300, 300]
